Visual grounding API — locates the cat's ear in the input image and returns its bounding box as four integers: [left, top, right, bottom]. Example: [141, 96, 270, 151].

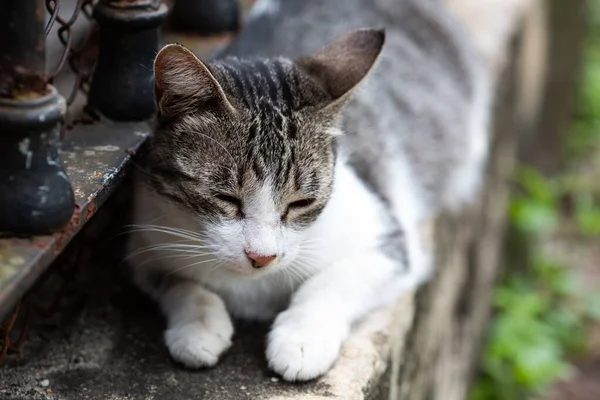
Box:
[299, 29, 385, 109]
[154, 44, 235, 117]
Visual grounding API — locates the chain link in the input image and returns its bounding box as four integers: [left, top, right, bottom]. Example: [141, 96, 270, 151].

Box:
[44, 0, 99, 133]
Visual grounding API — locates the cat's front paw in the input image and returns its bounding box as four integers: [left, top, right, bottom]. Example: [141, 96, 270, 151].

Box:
[266, 310, 348, 381]
[165, 319, 233, 368]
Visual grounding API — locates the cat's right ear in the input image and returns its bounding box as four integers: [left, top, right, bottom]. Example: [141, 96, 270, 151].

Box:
[154, 44, 235, 118]
[299, 29, 385, 112]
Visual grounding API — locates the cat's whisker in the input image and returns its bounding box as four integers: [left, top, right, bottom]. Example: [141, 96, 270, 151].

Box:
[125, 243, 216, 261]
[125, 228, 206, 244]
[284, 270, 295, 292]
[142, 243, 215, 251]
[298, 242, 321, 249]
[165, 258, 221, 276]
[124, 229, 201, 242]
[134, 242, 214, 250]
[297, 242, 321, 249]
[289, 264, 307, 279]
[277, 268, 295, 293]
[132, 252, 209, 268]
[285, 263, 306, 283]
[126, 252, 220, 269]
[125, 225, 199, 237]
[299, 237, 322, 244]
[126, 223, 206, 240]
[132, 247, 218, 258]
[298, 240, 320, 246]
[207, 259, 229, 275]
[298, 238, 324, 249]
[297, 247, 321, 256]
[291, 258, 319, 277]
[294, 252, 318, 263]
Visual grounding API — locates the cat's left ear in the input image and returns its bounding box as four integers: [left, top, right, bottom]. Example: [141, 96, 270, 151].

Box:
[154, 44, 235, 118]
[298, 28, 385, 111]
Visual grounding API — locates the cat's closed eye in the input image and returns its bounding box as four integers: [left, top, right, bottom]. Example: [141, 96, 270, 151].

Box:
[287, 198, 316, 210]
[283, 198, 317, 220]
[215, 193, 244, 218]
[215, 193, 241, 206]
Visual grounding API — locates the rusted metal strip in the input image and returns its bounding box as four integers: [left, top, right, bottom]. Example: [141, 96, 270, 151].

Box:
[0, 121, 151, 320]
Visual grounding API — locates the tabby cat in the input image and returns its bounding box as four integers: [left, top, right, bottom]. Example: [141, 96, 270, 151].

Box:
[128, 0, 490, 382]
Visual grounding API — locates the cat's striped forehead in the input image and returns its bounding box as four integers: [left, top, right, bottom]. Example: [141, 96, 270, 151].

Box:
[203, 57, 337, 192]
[209, 57, 331, 114]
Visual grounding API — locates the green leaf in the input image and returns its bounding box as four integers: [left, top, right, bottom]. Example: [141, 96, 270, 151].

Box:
[510, 198, 558, 233]
[515, 167, 556, 205]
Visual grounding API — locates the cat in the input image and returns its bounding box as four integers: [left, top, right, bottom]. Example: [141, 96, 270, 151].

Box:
[128, 0, 491, 382]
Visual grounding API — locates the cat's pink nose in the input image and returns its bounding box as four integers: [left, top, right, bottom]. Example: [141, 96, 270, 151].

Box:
[245, 251, 277, 268]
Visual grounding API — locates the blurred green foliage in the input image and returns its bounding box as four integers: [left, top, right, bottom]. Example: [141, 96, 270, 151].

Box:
[472, 168, 600, 400]
[471, 1, 600, 399]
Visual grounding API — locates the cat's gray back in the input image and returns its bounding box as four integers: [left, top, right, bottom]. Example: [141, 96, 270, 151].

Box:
[226, 0, 489, 212]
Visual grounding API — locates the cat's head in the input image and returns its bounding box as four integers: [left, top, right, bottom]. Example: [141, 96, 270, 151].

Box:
[145, 29, 384, 277]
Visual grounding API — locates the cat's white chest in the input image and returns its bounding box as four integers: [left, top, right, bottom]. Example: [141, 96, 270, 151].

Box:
[203, 274, 296, 321]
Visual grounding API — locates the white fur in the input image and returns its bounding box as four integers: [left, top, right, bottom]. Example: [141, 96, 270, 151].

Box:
[242, 181, 280, 258]
[161, 282, 233, 367]
[130, 155, 426, 379]
[382, 155, 433, 286]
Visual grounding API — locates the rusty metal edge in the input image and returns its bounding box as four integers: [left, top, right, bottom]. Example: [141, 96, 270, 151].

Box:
[0, 123, 149, 320]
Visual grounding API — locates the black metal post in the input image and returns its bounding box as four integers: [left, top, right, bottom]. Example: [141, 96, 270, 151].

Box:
[169, 0, 240, 34]
[0, 0, 75, 235]
[87, 0, 168, 121]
